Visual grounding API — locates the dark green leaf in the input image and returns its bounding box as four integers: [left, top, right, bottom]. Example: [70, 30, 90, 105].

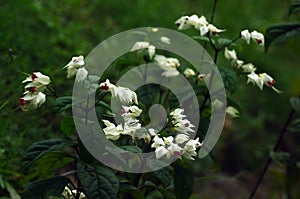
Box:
[219, 67, 238, 94]
[288, 0, 300, 15]
[60, 117, 76, 136]
[136, 84, 160, 107]
[144, 181, 175, 199]
[119, 184, 145, 199]
[174, 165, 194, 199]
[288, 119, 300, 133]
[154, 166, 173, 187]
[290, 97, 300, 112]
[77, 162, 119, 199]
[53, 96, 72, 113]
[21, 139, 76, 172]
[216, 38, 238, 48]
[192, 36, 214, 44]
[23, 176, 69, 199]
[120, 145, 142, 153]
[265, 23, 300, 51]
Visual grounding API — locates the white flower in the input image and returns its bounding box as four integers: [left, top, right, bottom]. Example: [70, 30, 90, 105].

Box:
[175, 134, 190, 144]
[174, 119, 195, 134]
[183, 68, 196, 77]
[247, 72, 264, 90]
[207, 24, 225, 35]
[241, 63, 256, 73]
[166, 143, 183, 159]
[63, 55, 85, 78]
[259, 73, 275, 87]
[76, 67, 88, 82]
[102, 120, 123, 140]
[19, 92, 46, 111]
[241, 29, 251, 44]
[211, 99, 224, 109]
[99, 79, 138, 105]
[200, 25, 209, 36]
[224, 48, 237, 61]
[154, 55, 180, 77]
[122, 118, 141, 136]
[22, 72, 51, 94]
[226, 106, 240, 118]
[194, 15, 209, 29]
[250, 30, 264, 46]
[175, 16, 193, 30]
[160, 36, 171, 44]
[182, 138, 202, 160]
[163, 136, 174, 145]
[151, 28, 159, 32]
[121, 105, 142, 119]
[170, 108, 185, 121]
[155, 146, 169, 159]
[151, 135, 165, 148]
[131, 41, 156, 59]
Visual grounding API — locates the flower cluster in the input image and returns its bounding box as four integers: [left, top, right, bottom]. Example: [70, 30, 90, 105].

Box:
[63, 55, 88, 82]
[175, 14, 225, 35]
[241, 29, 265, 46]
[19, 72, 51, 111]
[62, 186, 86, 199]
[151, 108, 201, 160]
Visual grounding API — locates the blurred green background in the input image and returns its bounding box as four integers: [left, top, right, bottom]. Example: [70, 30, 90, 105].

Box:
[1, 0, 300, 198]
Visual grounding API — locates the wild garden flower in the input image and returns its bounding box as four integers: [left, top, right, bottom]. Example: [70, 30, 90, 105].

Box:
[224, 48, 244, 68]
[160, 36, 171, 44]
[154, 55, 180, 77]
[22, 72, 51, 94]
[175, 133, 190, 144]
[170, 108, 195, 134]
[130, 41, 156, 59]
[63, 55, 85, 78]
[99, 79, 138, 105]
[241, 63, 256, 73]
[102, 120, 123, 140]
[182, 138, 202, 160]
[121, 105, 142, 119]
[250, 30, 265, 46]
[241, 29, 251, 44]
[19, 92, 46, 111]
[183, 68, 196, 77]
[207, 24, 226, 35]
[175, 16, 194, 30]
[226, 106, 240, 118]
[62, 186, 86, 199]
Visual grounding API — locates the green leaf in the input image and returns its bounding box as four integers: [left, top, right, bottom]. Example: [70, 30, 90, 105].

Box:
[288, 119, 300, 133]
[192, 36, 214, 44]
[290, 97, 300, 112]
[119, 183, 145, 199]
[219, 67, 238, 94]
[216, 38, 238, 48]
[144, 181, 175, 199]
[269, 151, 291, 163]
[53, 96, 72, 113]
[288, 0, 300, 15]
[36, 152, 74, 179]
[265, 23, 300, 51]
[23, 176, 69, 199]
[154, 166, 173, 187]
[60, 117, 76, 136]
[120, 145, 142, 153]
[21, 139, 76, 172]
[0, 175, 21, 199]
[136, 84, 160, 108]
[174, 165, 194, 199]
[77, 162, 119, 199]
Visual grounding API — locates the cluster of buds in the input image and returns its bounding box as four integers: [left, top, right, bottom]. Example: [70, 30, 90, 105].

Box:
[19, 72, 51, 111]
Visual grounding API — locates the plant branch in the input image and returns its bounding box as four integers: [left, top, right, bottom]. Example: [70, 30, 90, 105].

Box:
[248, 108, 296, 199]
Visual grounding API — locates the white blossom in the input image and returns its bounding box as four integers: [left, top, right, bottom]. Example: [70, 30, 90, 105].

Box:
[226, 106, 240, 118]
[241, 63, 256, 73]
[63, 55, 85, 78]
[241, 29, 251, 44]
[183, 68, 196, 77]
[160, 36, 171, 44]
[250, 30, 265, 46]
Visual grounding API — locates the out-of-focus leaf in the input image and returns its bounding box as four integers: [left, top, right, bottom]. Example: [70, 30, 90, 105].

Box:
[288, 0, 300, 15]
[53, 96, 72, 113]
[174, 164, 194, 199]
[144, 181, 175, 199]
[270, 151, 291, 163]
[217, 38, 239, 48]
[60, 117, 76, 136]
[119, 183, 145, 199]
[219, 67, 238, 94]
[21, 139, 76, 172]
[136, 84, 160, 108]
[192, 36, 214, 44]
[265, 23, 300, 51]
[154, 166, 173, 187]
[288, 119, 300, 133]
[0, 175, 21, 199]
[290, 97, 300, 112]
[23, 176, 69, 199]
[285, 160, 300, 192]
[77, 161, 119, 199]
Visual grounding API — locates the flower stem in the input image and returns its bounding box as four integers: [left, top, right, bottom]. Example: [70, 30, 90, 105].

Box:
[210, 0, 218, 23]
[248, 108, 296, 199]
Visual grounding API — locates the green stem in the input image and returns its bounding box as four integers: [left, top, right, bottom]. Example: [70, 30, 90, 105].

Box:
[248, 108, 296, 199]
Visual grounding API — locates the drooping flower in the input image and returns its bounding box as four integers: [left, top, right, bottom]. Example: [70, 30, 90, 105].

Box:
[63, 55, 85, 78]
[170, 108, 195, 134]
[22, 72, 51, 94]
[19, 92, 46, 111]
[247, 72, 264, 90]
[183, 68, 196, 77]
[224, 48, 237, 61]
[226, 106, 240, 118]
[241, 29, 251, 44]
[250, 30, 264, 46]
[102, 120, 123, 140]
[259, 73, 275, 88]
[99, 79, 138, 105]
[175, 16, 194, 30]
[130, 41, 156, 59]
[207, 24, 226, 35]
[241, 63, 256, 73]
[182, 138, 202, 160]
[175, 133, 190, 144]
